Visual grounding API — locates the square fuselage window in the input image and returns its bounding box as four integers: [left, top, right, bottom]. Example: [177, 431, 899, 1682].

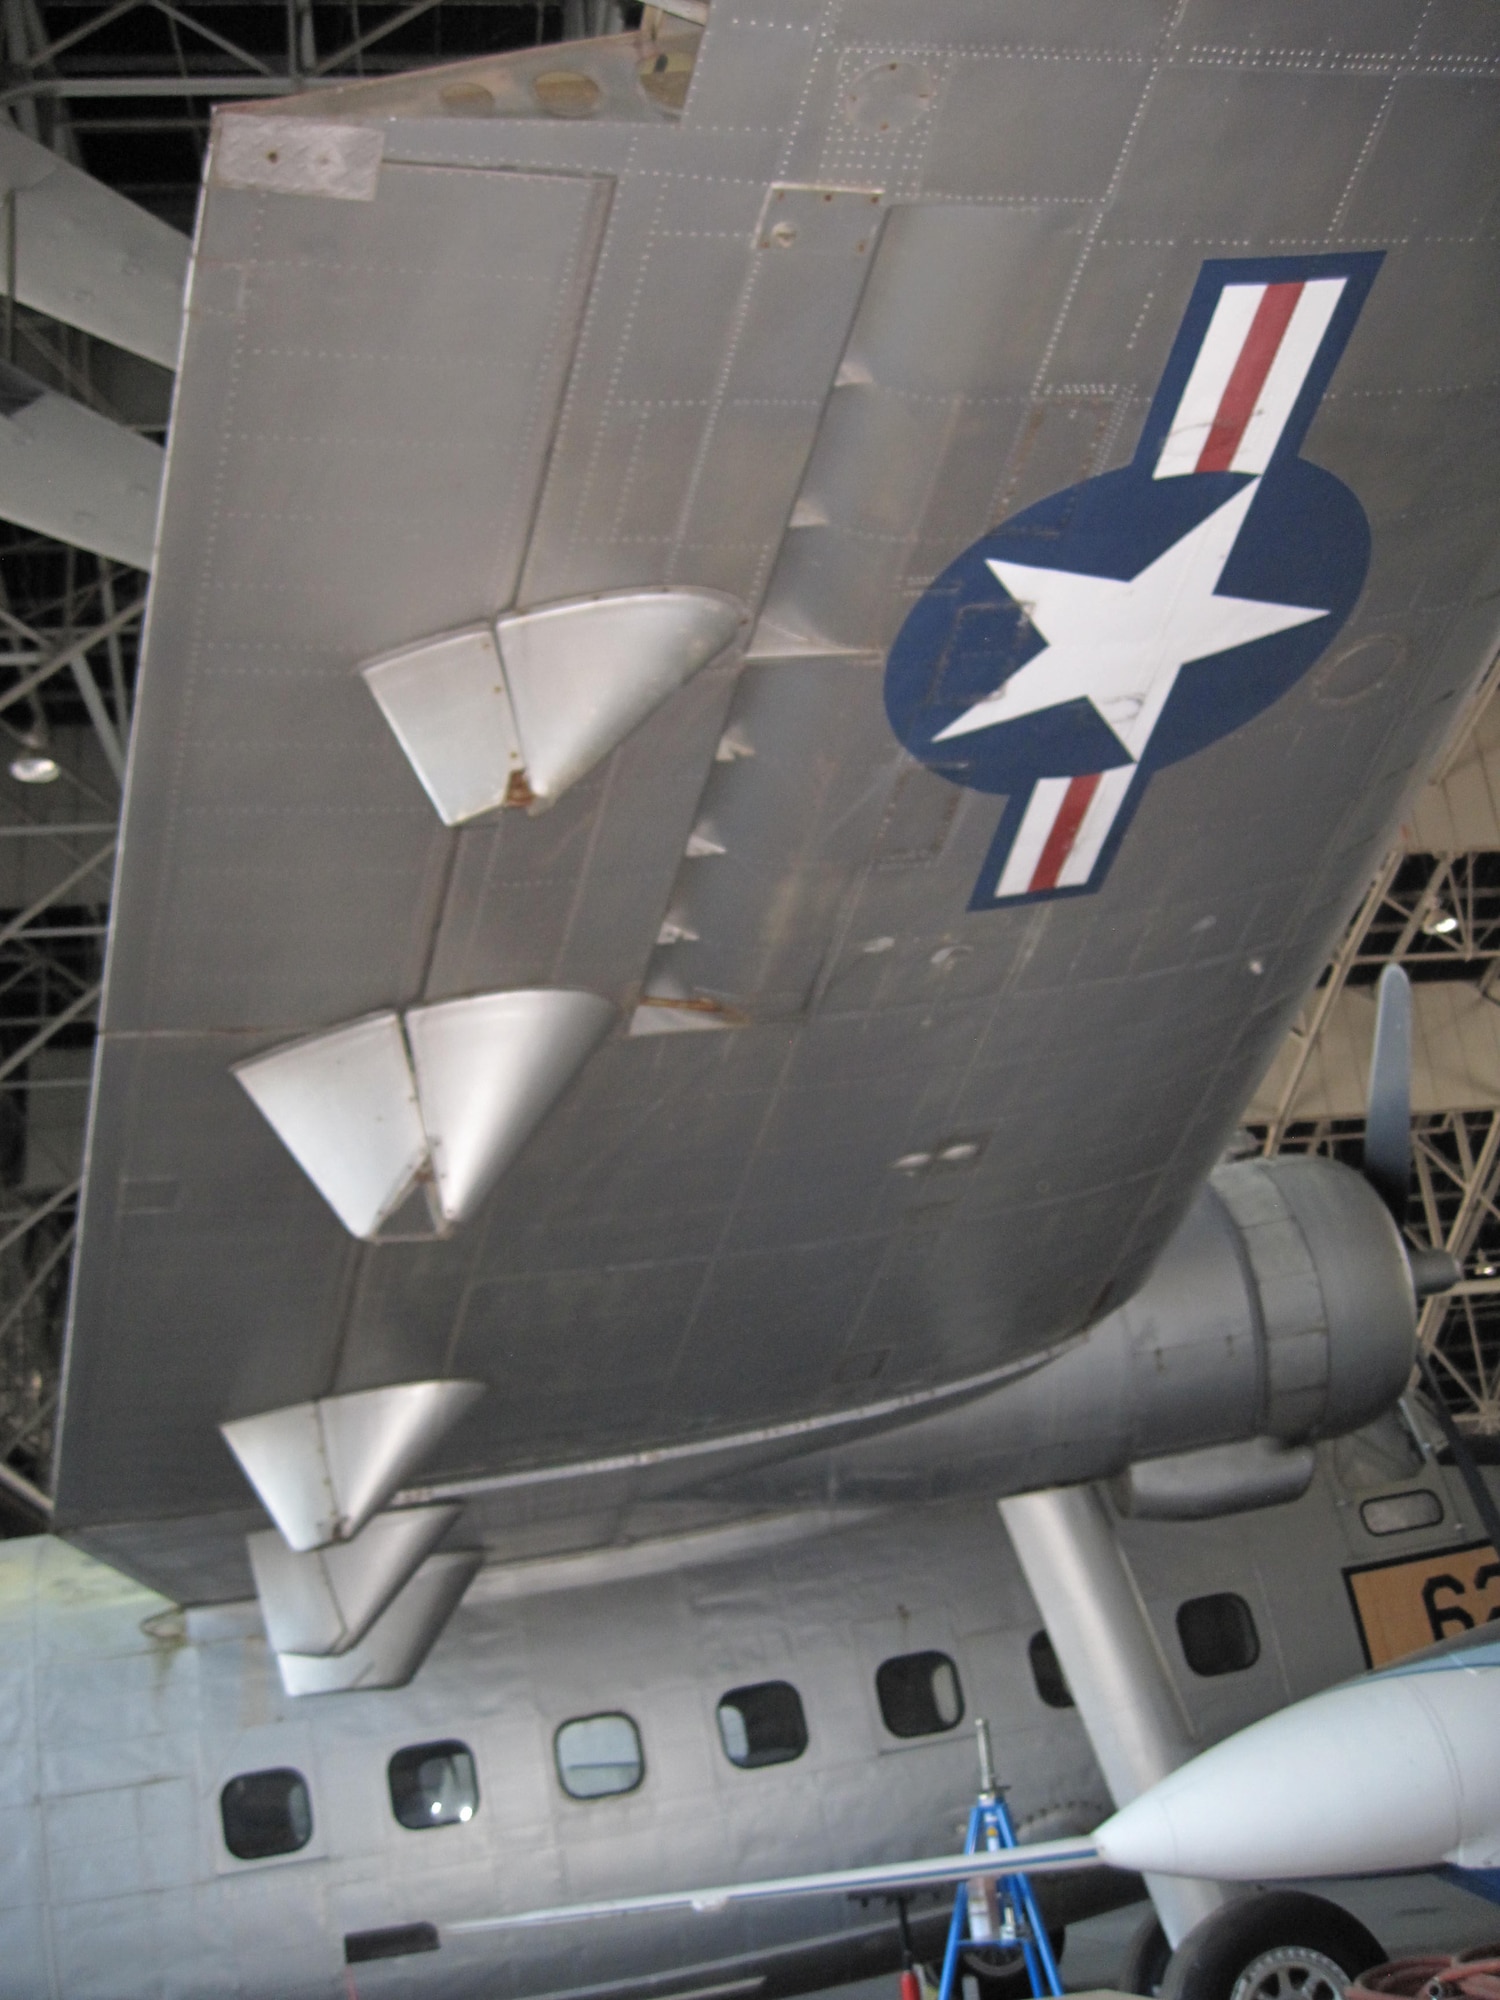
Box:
[1027, 1630, 1074, 1709]
[554, 1713, 644, 1799]
[875, 1650, 964, 1737]
[221, 1768, 313, 1861]
[1360, 1489, 1443, 1536]
[717, 1681, 808, 1768]
[388, 1741, 479, 1829]
[1176, 1592, 1261, 1676]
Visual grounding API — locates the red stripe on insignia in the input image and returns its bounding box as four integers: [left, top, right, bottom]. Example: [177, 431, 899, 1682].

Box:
[1195, 281, 1303, 474]
[1029, 772, 1102, 892]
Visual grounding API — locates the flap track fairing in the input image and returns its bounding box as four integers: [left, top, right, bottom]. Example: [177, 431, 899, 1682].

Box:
[361, 587, 744, 823]
[232, 988, 616, 1239]
[221, 1378, 484, 1550]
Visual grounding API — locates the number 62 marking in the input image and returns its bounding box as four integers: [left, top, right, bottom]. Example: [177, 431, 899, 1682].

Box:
[1423, 1560, 1500, 1641]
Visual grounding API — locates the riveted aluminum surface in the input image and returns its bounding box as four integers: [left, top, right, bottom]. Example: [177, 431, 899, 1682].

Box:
[496, 587, 745, 807]
[209, 113, 384, 201]
[276, 1546, 481, 1694]
[1215, 1157, 1417, 1440]
[1113, 1437, 1317, 1521]
[248, 1502, 460, 1654]
[53, 1, 1500, 1593]
[232, 1012, 427, 1241]
[220, 1400, 335, 1551]
[7, 1478, 1429, 1995]
[222, 1381, 484, 1550]
[404, 989, 616, 1223]
[360, 626, 523, 827]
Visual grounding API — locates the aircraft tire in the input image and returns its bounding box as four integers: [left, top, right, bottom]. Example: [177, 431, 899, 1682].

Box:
[958, 1929, 1065, 1999]
[1159, 1892, 1384, 2000]
[1119, 1911, 1171, 1996]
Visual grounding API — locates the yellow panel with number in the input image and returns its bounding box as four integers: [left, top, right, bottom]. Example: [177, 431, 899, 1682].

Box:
[1344, 1540, 1500, 1667]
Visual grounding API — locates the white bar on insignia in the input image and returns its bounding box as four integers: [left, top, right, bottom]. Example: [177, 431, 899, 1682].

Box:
[996, 778, 1070, 898]
[1153, 284, 1264, 480]
[1056, 767, 1137, 889]
[1229, 278, 1345, 475]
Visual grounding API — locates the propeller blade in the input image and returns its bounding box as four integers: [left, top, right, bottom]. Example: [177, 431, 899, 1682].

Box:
[1364, 963, 1413, 1225]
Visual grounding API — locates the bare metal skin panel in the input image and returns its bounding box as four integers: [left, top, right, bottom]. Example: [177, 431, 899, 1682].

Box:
[52, 3, 1500, 1598]
[1, 1454, 1462, 1999]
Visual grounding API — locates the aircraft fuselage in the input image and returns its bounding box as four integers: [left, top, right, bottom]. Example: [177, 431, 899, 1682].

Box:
[1, 1441, 1481, 2000]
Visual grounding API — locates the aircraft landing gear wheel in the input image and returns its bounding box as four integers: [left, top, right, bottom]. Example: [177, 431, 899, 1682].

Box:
[1159, 1893, 1384, 2000]
[959, 1929, 1065, 2000]
[1120, 1912, 1171, 1997]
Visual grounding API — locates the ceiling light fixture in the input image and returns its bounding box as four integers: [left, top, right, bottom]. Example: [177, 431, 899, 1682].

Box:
[8, 751, 60, 785]
[1424, 911, 1459, 936]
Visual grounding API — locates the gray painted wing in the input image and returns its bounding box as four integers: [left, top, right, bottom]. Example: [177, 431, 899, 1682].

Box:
[55, 4, 1500, 1597]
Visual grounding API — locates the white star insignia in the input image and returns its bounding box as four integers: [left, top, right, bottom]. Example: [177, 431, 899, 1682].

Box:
[934, 480, 1327, 763]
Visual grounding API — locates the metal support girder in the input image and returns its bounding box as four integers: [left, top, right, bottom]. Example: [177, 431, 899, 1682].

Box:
[0, 1450, 49, 1516]
[0, 74, 306, 106]
[0, 601, 142, 724]
[1412, 1109, 1500, 1432]
[65, 655, 123, 780]
[0, 1177, 79, 1259]
[0, 979, 100, 1084]
[0, 845, 113, 957]
[153, 0, 275, 77]
[999, 1486, 1232, 1949]
[309, 0, 440, 75]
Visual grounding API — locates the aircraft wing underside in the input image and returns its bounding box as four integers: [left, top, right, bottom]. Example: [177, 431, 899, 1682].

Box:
[53, 2, 1500, 1601]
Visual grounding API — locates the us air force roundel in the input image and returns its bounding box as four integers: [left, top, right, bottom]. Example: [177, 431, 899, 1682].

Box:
[884, 252, 1383, 911]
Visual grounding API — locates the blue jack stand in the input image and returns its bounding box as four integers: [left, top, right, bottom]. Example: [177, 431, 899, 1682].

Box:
[936, 1721, 1063, 2000]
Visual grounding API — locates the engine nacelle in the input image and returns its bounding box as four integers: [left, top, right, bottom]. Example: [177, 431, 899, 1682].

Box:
[725, 1157, 1417, 1508]
[1099, 1153, 1416, 1457]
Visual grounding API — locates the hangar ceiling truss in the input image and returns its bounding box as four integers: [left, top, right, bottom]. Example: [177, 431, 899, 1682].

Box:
[1253, 669, 1500, 1441]
[1253, 1105, 1500, 1439]
[1, 0, 623, 206]
[0, 541, 130, 1522]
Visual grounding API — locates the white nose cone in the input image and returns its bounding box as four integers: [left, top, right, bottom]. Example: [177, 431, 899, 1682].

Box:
[1095, 1665, 1500, 1881]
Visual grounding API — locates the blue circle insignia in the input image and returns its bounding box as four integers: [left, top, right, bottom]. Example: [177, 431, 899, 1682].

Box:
[883, 251, 1382, 910]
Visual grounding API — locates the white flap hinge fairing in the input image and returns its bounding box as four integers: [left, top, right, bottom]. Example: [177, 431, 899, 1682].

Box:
[221, 1379, 483, 1551]
[361, 587, 744, 824]
[232, 988, 616, 1239]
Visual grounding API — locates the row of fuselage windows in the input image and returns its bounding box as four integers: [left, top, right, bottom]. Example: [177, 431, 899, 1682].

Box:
[220, 1596, 1261, 1863]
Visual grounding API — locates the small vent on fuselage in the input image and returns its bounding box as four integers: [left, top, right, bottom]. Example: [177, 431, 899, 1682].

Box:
[344, 1923, 440, 1964]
